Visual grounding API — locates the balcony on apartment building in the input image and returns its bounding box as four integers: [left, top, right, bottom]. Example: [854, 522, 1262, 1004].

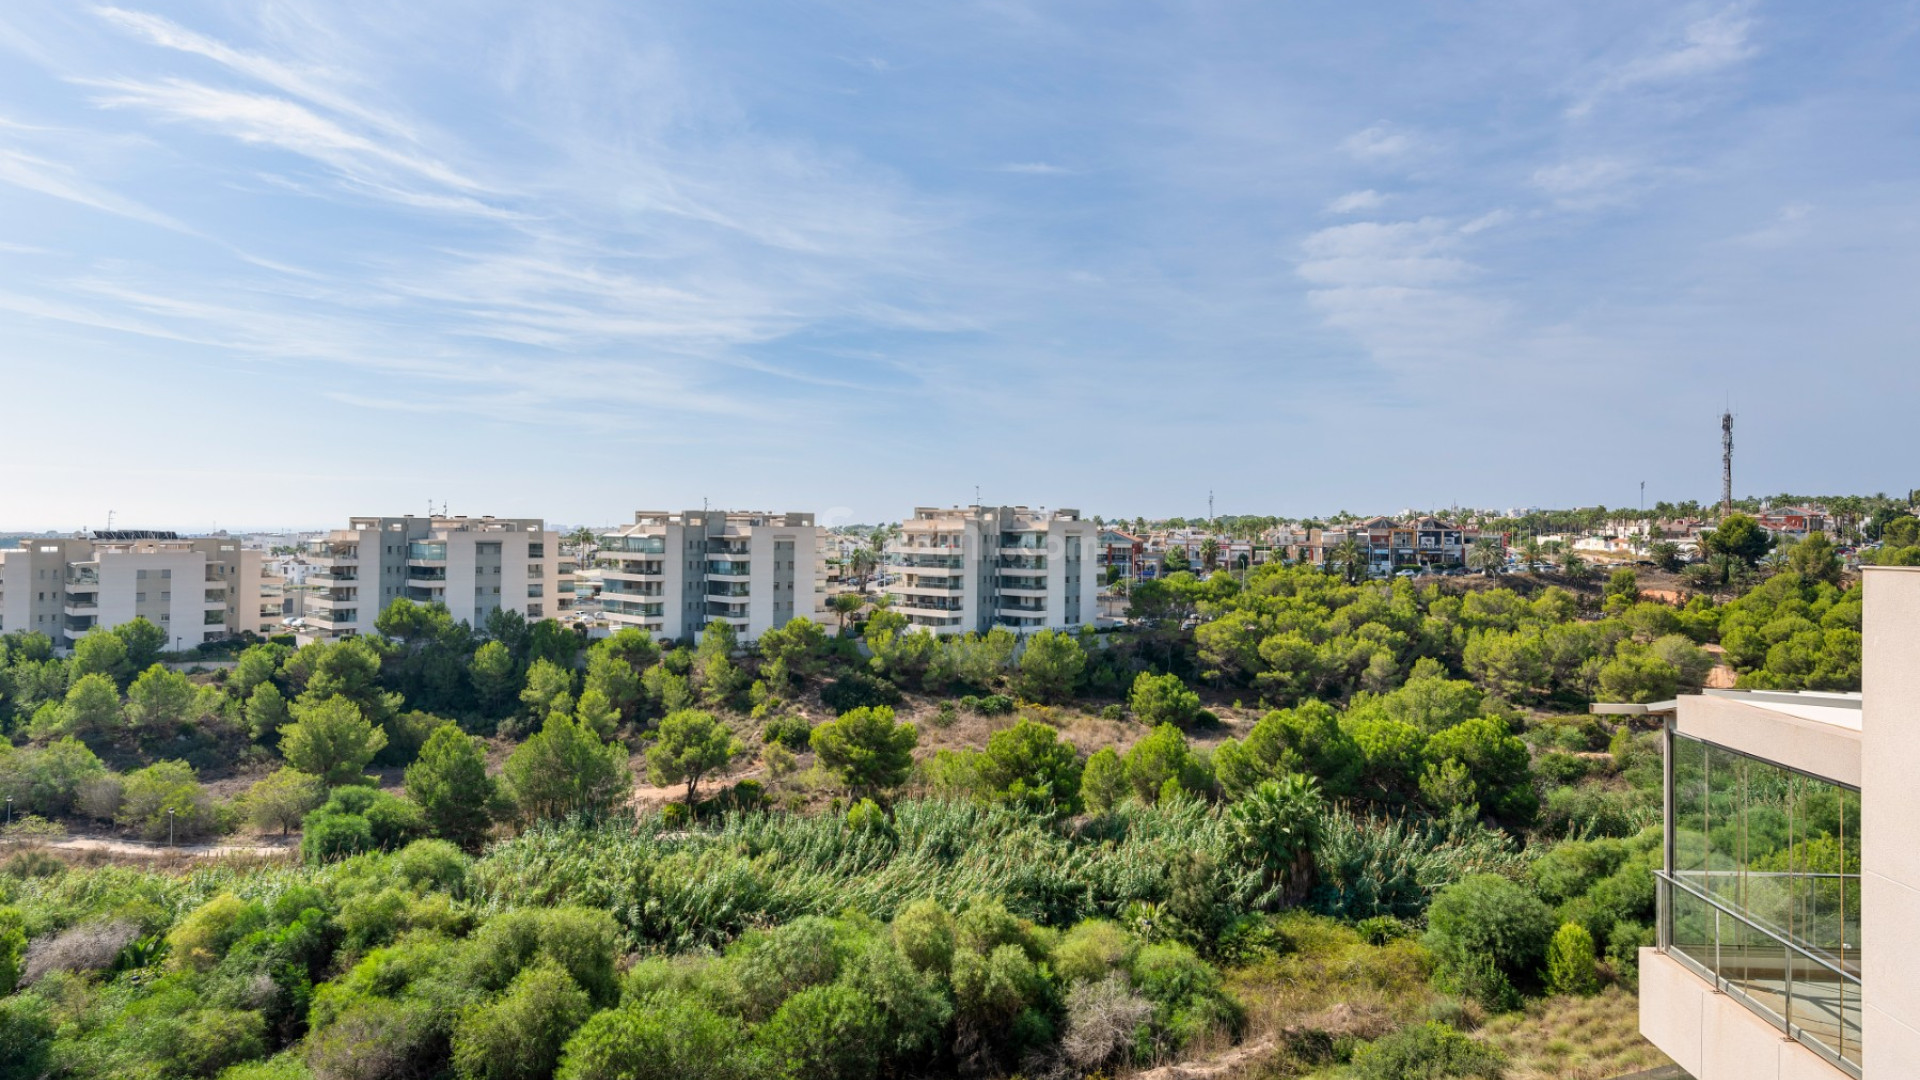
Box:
[304, 609, 358, 630]
[62, 598, 99, 617]
[997, 574, 1048, 597]
[66, 566, 100, 590]
[600, 535, 667, 555]
[407, 542, 448, 567]
[892, 596, 964, 615]
[602, 560, 666, 580]
[890, 536, 964, 553]
[603, 581, 663, 598]
[603, 599, 665, 619]
[707, 560, 751, 580]
[997, 553, 1047, 570]
[306, 540, 360, 567]
[999, 533, 1048, 550]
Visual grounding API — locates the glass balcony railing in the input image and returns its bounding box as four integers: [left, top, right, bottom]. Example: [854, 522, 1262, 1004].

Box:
[707, 561, 750, 576]
[1660, 874, 1860, 1077]
[408, 542, 448, 561]
[602, 535, 666, 554]
[1664, 733, 1862, 1076]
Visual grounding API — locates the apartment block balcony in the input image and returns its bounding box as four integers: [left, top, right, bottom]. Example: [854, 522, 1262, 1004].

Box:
[407, 542, 448, 564]
[62, 600, 99, 617]
[66, 568, 100, 589]
[997, 554, 1047, 570]
[304, 610, 358, 630]
[406, 571, 448, 587]
[894, 581, 965, 595]
[707, 561, 751, 579]
[603, 599, 665, 618]
[602, 581, 663, 598]
[308, 591, 358, 610]
[999, 534, 1048, 550]
[62, 624, 98, 642]
[309, 569, 358, 585]
[600, 535, 666, 555]
[889, 540, 963, 554]
[602, 564, 672, 580]
[891, 599, 965, 616]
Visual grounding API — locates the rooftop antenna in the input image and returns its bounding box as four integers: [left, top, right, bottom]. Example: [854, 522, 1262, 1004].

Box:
[1640, 481, 1645, 513]
[106, 510, 115, 531]
[1721, 409, 1735, 517]
[1209, 490, 1214, 527]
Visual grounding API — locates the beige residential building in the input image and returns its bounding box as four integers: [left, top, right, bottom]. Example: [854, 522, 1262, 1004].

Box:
[0, 532, 274, 649]
[300, 516, 569, 640]
[1611, 565, 1920, 1078]
[884, 506, 1097, 634]
[597, 510, 823, 642]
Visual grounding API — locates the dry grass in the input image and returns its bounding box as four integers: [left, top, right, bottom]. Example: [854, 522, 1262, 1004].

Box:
[1215, 915, 1441, 1078]
[1475, 986, 1670, 1080]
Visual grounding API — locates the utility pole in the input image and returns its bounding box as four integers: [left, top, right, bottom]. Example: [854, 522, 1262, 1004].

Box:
[1721, 411, 1735, 517]
[1640, 481, 1645, 513]
[1208, 490, 1214, 528]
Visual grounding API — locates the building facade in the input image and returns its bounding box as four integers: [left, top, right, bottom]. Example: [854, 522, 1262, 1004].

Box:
[0, 532, 273, 649]
[884, 506, 1097, 634]
[597, 510, 822, 642]
[1618, 566, 1920, 1078]
[301, 516, 568, 640]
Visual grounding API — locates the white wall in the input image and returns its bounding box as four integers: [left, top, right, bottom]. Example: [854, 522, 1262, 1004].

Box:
[1863, 567, 1920, 1075]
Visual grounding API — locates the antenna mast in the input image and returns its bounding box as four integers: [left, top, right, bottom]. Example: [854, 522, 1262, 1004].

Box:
[1720, 411, 1735, 516]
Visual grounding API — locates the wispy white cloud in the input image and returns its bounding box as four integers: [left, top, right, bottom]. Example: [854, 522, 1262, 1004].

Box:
[1326, 189, 1385, 214]
[997, 162, 1070, 175]
[0, 146, 189, 231]
[1340, 123, 1417, 162]
[1569, 4, 1758, 117]
[1297, 217, 1507, 375]
[1531, 156, 1655, 209]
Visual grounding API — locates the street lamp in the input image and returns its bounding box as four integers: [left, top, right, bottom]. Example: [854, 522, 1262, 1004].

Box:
[5, 796, 10, 827]
[167, 807, 176, 847]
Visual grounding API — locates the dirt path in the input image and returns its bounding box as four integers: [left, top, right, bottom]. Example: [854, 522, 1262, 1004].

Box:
[1127, 1039, 1275, 1079]
[25, 834, 298, 859]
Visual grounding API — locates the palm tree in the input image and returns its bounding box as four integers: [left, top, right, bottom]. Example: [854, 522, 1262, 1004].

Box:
[1467, 539, 1505, 575]
[1199, 537, 1220, 573]
[1227, 775, 1325, 907]
[848, 548, 878, 590]
[1519, 536, 1543, 573]
[567, 526, 598, 566]
[1330, 538, 1370, 584]
[827, 591, 869, 635]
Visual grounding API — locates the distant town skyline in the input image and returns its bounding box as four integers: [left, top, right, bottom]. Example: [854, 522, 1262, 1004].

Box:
[3, 2, 1917, 526]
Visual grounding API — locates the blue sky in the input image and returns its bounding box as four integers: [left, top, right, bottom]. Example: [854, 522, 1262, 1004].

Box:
[1, 1, 1917, 529]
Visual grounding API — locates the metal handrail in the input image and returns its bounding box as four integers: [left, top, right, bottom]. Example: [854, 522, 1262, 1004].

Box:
[1660, 871, 1857, 984]
[1666, 868, 1860, 976]
[1658, 871, 1861, 1078]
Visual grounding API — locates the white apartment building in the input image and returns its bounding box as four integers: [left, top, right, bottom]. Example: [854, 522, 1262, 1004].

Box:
[884, 506, 1097, 635]
[597, 510, 823, 642]
[1609, 566, 1920, 1078]
[0, 532, 274, 649]
[300, 516, 570, 640]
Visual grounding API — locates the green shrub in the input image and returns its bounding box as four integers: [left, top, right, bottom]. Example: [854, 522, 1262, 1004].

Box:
[462, 907, 622, 1006]
[891, 899, 956, 976]
[1545, 921, 1599, 996]
[452, 961, 594, 1080]
[1129, 672, 1201, 728]
[761, 715, 813, 752]
[1424, 874, 1554, 993]
[1052, 919, 1136, 985]
[1606, 920, 1655, 983]
[835, 938, 952, 1066]
[756, 983, 887, 1080]
[0, 995, 53, 1080]
[820, 672, 900, 714]
[1352, 1020, 1505, 1080]
[301, 811, 374, 863]
[556, 990, 754, 1080]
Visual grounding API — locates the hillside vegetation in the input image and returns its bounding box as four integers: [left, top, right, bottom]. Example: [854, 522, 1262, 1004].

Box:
[0, 560, 1865, 1079]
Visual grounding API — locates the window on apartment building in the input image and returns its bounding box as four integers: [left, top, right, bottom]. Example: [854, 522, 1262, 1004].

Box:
[135, 592, 145, 602]
[137, 570, 148, 580]
[528, 543, 544, 558]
